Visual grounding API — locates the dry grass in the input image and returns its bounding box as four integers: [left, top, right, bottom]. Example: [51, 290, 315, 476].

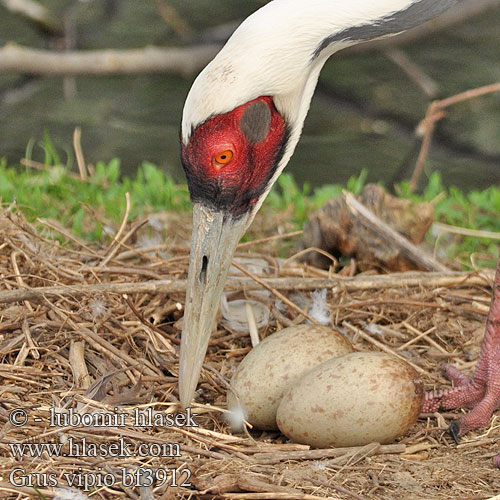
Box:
[0, 206, 499, 500]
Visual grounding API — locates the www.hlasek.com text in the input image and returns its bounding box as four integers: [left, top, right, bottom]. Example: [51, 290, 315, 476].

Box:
[10, 436, 182, 459]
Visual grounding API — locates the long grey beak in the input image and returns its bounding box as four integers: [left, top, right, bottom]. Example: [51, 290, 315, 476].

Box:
[179, 203, 250, 408]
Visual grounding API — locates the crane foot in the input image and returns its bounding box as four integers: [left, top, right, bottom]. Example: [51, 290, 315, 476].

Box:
[422, 250, 500, 466]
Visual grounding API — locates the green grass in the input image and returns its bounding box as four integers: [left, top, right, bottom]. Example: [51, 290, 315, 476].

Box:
[0, 150, 498, 268]
[0, 157, 191, 240]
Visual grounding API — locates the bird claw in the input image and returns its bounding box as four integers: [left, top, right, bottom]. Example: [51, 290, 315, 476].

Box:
[448, 420, 461, 444]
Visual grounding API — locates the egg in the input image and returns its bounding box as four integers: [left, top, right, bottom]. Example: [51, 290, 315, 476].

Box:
[276, 352, 423, 447]
[227, 325, 353, 430]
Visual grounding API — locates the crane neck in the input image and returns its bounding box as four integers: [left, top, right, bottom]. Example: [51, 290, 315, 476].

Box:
[182, 0, 455, 146]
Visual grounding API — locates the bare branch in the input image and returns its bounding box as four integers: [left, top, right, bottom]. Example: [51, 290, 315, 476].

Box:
[153, 0, 193, 39]
[410, 81, 500, 191]
[0, 42, 220, 76]
[1, 0, 497, 77]
[385, 48, 440, 97]
[0, 269, 494, 305]
[0, 0, 62, 34]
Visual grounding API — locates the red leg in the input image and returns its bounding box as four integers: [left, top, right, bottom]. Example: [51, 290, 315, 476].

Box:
[423, 249, 500, 465]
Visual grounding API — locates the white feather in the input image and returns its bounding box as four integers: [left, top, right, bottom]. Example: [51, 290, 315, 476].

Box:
[181, 0, 454, 220]
[225, 404, 247, 432]
[88, 298, 107, 319]
[309, 289, 330, 325]
[310, 460, 328, 471]
[53, 488, 90, 500]
[182, 0, 443, 142]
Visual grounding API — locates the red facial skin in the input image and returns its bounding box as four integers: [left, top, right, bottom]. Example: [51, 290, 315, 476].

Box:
[181, 96, 287, 217]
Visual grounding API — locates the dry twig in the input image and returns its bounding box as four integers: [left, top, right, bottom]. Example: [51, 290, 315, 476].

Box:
[0, 269, 494, 305]
[1, 208, 499, 499]
[410, 81, 500, 191]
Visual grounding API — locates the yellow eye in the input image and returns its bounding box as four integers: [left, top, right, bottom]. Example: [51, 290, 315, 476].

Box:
[214, 149, 234, 167]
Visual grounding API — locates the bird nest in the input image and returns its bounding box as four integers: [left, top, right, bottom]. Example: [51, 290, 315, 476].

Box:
[0, 206, 498, 500]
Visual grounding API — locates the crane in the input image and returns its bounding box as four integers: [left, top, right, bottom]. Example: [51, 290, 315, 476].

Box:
[178, 0, 500, 464]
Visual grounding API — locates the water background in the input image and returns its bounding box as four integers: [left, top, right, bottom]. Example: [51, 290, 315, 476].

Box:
[1, 0, 499, 190]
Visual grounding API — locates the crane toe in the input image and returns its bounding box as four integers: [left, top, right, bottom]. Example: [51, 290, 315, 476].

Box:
[423, 252, 500, 465]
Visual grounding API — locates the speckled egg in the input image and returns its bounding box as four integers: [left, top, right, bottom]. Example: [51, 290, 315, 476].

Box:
[276, 352, 423, 447]
[227, 325, 354, 430]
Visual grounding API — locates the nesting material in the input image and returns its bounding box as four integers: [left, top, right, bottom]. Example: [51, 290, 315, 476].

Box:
[0, 208, 499, 500]
[227, 325, 353, 430]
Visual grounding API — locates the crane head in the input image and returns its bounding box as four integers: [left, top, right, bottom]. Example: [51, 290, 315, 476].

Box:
[181, 96, 288, 218]
[179, 96, 288, 407]
[177, 0, 458, 408]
